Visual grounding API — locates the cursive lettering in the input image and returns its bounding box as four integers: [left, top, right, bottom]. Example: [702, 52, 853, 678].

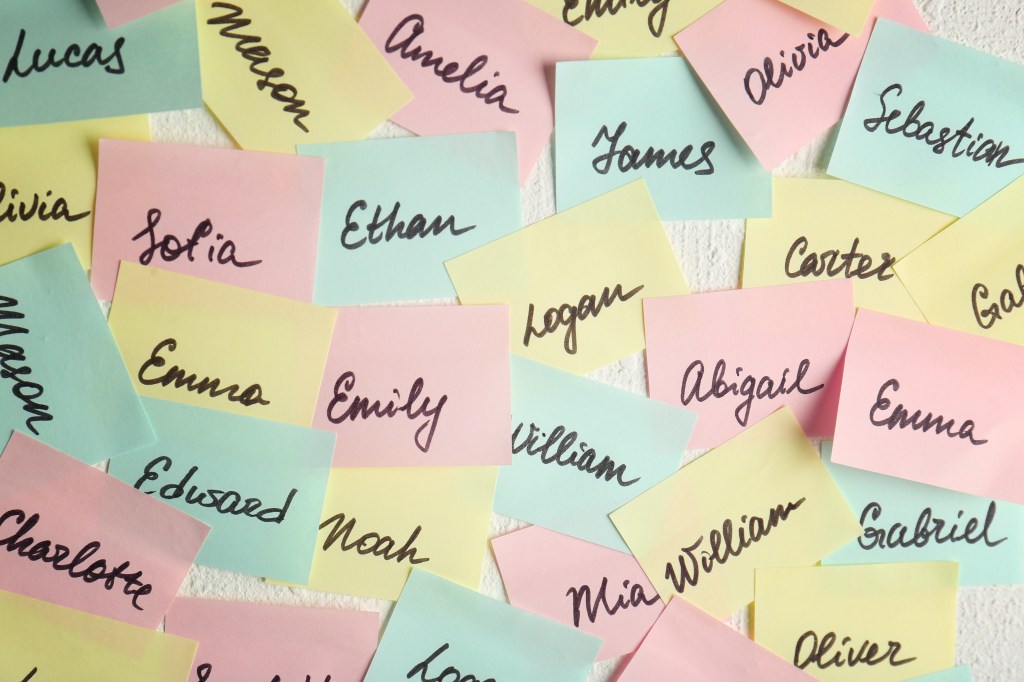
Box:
[511, 422, 640, 487]
[3, 29, 125, 83]
[197, 664, 332, 682]
[744, 29, 849, 105]
[591, 121, 715, 176]
[859, 500, 1007, 550]
[524, 283, 644, 355]
[972, 263, 1024, 330]
[562, 0, 671, 38]
[869, 378, 988, 445]
[794, 631, 916, 670]
[565, 576, 660, 627]
[137, 338, 270, 407]
[407, 643, 495, 682]
[0, 296, 53, 435]
[319, 512, 429, 565]
[133, 209, 262, 269]
[0, 182, 89, 224]
[21, 669, 37, 682]
[341, 200, 475, 250]
[784, 236, 895, 282]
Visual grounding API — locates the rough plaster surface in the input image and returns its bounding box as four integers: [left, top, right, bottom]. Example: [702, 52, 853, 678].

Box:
[152, 1, 1024, 679]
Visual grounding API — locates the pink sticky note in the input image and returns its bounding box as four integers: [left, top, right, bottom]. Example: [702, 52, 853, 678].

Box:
[616, 598, 815, 681]
[92, 139, 324, 302]
[359, 0, 597, 184]
[0, 432, 209, 628]
[165, 598, 380, 682]
[644, 281, 854, 449]
[492, 526, 663, 660]
[95, 0, 180, 28]
[313, 305, 511, 467]
[675, 0, 927, 169]
[832, 310, 1024, 504]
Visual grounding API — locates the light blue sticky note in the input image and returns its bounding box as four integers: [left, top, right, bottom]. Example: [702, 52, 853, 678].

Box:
[107, 398, 334, 584]
[907, 665, 973, 681]
[0, 0, 201, 127]
[495, 357, 696, 551]
[300, 132, 522, 305]
[365, 569, 601, 682]
[822, 442, 1024, 585]
[828, 20, 1024, 216]
[0, 244, 154, 463]
[555, 57, 771, 220]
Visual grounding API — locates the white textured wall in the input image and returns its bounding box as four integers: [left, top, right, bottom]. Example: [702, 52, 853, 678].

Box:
[156, 1, 1024, 679]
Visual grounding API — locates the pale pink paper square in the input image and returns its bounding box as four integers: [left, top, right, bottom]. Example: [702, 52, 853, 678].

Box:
[359, 0, 597, 184]
[492, 526, 663, 661]
[0, 432, 209, 628]
[832, 310, 1024, 504]
[92, 139, 324, 302]
[617, 598, 815, 681]
[96, 0, 180, 28]
[644, 280, 855, 449]
[674, 0, 927, 169]
[165, 598, 379, 682]
[313, 305, 511, 467]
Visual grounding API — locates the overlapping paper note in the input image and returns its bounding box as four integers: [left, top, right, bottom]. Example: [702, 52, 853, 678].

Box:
[907, 666, 974, 682]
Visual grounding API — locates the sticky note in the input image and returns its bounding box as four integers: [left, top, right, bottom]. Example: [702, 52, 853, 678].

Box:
[165, 598, 379, 682]
[300, 133, 521, 306]
[821, 443, 1024, 586]
[313, 306, 510, 467]
[0, 245, 154, 464]
[0, 432, 209, 628]
[447, 181, 690, 374]
[295, 467, 496, 601]
[896, 175, 1024, 343]
[196, 0, 410, 154]
[644, 280, 854, 449]
[618, 597, 816, 681]
[492, 525, 664, 660]
[555, 57, 770, 219]
[496, 357, 695, 550]
[611, 407, 861, 617]
[754, 563, 958, 680]
[907, 666, 973, 682]
[107, 262, 336, 426]
[828, 20, 1024, 216]
[359, 0, 597, 184]
[0, 589, 196, 682]
[675, 0, 927, 170]
[831, 310, 1024, 505]
[92, 139, 325, 302]
[96, 0, 182, 29]
[106, 398, 333, 584]
[0, 0, 200, 127]
[0, 116, 149, 270]
[364, 569, 601, 682]
[743, 178, 953, 320]
[775, 0, 874, 36]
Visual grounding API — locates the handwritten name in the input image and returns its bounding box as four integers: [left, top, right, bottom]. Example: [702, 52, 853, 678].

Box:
[2, 29, 125, 83]
[785, 236, 895, 282]
[592, 121, 715, 176]
[865, 84, 1024, 168]
[207, 2, 311, 132]
[138, 338, 270, 408]
[511, 422, 640, 487]
[665, 498, 806, 594]
[524, 283, 644, 355]
[341, 200, 475, 250]
[0, 183, 89, 224]
[133, 456, 296, 524]
[869, 378, 988, 446]
[794, 631, 916, 670]
[859, 500, 1007, 550]
[408, 643, 495, 682]
[319, 512, 428, 565]
[0, 296, 53, 436]
[133, 209, 262, 269]
[326, 371, 447, 453]
[0, 508, 153, 610]
[972, 263, 1024, 330]
[565, 576, 659, 627]
[21, 670, 37, 682]
[563, 0, 671, 38]
[197, 664, 332, 682]
[680, 359, 823, 427]
[744, 29, 849, 106]
[385, 14, 519, 115]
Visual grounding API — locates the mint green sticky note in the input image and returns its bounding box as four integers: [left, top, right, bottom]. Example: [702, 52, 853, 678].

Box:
[555, 57, 771, 220]
[907, 665, 973, 681]
[822, 442, 1024, 585]
[828, 20, 1024, 216]
[300, 132, 521, 305]
[0, 244, 154, 463]
[365, 570, 601, 682]
[495, 357, 696, 551]
[107, 397, 334, 584]
[0, 0, 201, 127]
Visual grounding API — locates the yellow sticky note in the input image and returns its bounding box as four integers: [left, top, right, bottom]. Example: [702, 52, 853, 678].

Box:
[107, 262, 336, 426]
[610, 407, 861, 618]
[755, 563, 958, 680]
[526, 0, 723, 58]
[0, 589, 197, 682]
[743, 178, 953, 320]
[897, 175, 1024, 344]
[0, 116, 150, 269]
[295, 467, 496, 600]
[196, 0, 411, 153]
[445, 180, 689, 374]
[775, 0, 874, 35]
